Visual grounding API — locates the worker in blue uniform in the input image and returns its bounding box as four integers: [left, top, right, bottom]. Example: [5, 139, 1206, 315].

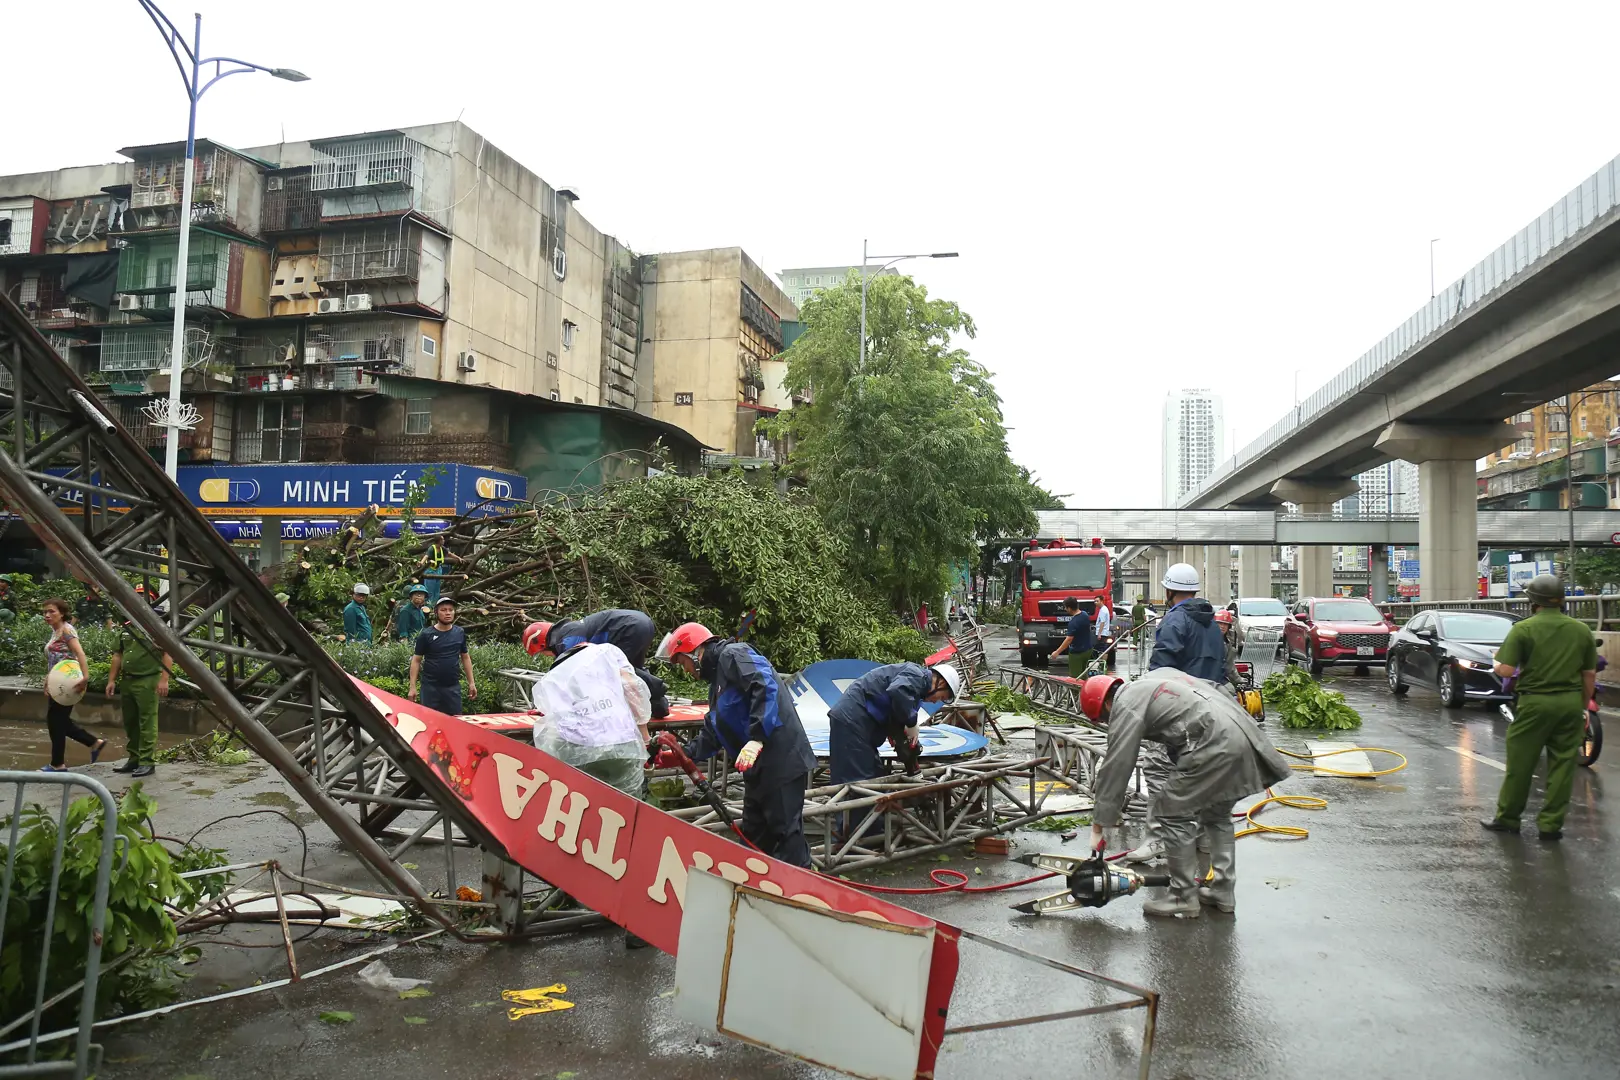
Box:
[827, 662, 964, 784]
[1149, 563, 1226, 683]
[525, 608, 669, 718]
[656, 622, 816, 867]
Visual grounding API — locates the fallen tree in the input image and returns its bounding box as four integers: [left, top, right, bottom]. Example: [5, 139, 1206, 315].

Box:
[276, 474, 931, 671]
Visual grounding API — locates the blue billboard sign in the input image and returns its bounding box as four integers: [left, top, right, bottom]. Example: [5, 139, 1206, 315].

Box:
[212, 518, 451, 543]
[175, 463, 525, 518]
[1397, 559, 1420, 580]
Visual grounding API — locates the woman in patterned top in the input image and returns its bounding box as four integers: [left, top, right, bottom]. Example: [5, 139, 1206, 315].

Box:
[41, 597, 106, 771]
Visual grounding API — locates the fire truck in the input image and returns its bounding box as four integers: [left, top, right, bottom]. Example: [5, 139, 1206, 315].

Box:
[1018, 538, 1114, 668]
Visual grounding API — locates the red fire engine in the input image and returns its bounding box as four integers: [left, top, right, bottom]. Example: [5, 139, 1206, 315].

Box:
[1018, 538, 1114, 668]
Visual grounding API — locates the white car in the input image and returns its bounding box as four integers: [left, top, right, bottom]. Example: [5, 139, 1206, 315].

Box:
[1226, 597, 1288, 640]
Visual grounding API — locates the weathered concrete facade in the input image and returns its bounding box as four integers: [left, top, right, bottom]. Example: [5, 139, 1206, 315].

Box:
[637, 247, 800, 457]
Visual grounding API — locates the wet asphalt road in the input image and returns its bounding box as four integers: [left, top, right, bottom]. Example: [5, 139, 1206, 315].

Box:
[96, 652, 1620, 1080]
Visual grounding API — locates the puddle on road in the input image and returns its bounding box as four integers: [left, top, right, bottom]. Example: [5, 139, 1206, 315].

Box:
[0, 715, 189, 771]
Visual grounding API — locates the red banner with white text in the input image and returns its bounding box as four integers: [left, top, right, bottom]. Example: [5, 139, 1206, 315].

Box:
[352, 678, 959, 1077]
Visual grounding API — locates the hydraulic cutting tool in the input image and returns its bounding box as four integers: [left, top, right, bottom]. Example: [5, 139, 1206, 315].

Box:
[1009, 851, 1170, 915]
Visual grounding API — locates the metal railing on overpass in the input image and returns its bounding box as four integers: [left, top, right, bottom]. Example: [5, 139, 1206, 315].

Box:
[1031, 508, 1620, 546]
[1383, 596, 1620, 633]
[1182, 149, 1620, 509]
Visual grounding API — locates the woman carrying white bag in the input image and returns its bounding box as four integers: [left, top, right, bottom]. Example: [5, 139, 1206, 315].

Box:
[531, 641, 652, 798]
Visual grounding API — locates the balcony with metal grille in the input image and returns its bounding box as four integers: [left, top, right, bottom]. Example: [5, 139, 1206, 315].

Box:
[262, 170, 319, 233]
[310, 134, 423, 193]
[317, 227, 422, 285]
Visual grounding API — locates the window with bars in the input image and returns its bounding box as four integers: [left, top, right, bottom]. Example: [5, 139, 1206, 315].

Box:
[235, 398, 303, 463]
[405, 398, 432, 435]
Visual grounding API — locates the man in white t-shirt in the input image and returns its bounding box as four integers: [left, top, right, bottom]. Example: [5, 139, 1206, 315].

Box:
[1093, 602, 1115, 672]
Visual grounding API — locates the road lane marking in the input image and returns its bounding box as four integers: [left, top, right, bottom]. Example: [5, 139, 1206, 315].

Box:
[1309, 741, 1374, 776]
[1450, 747, 1506, 771]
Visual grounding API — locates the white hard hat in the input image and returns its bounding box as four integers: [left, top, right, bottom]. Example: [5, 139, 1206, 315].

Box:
[1162, 563, 1200, 592]
[352, 583, 371, 596]
[933, 663, 963, 700]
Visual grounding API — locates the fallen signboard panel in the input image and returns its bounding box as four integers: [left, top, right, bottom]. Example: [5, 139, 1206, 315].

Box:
[353, 678, 960, 1077]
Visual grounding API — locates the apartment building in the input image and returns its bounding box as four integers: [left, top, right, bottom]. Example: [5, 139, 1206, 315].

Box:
[639, 248, 804, 460]
[0, 122, 699, 521]
[1161, 389, 1225, 506]
[1477, 381, 1620, 510]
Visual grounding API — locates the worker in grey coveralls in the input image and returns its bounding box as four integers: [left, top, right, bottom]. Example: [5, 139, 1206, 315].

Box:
[1084, 668, 1290, 917]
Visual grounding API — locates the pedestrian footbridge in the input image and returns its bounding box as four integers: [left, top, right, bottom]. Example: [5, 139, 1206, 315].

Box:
[1032, 508, 1620, 547]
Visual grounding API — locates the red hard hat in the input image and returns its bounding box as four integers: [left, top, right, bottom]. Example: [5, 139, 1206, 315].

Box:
[1079, 674, 1124, 721]
[522, 620, 554, 656]
[656, 621, 714, 661]
[1213, 609, 1234, 627]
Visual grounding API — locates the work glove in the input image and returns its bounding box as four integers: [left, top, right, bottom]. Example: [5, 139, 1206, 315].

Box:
[897, 725, 921, 751]
[734, 740, 764, 772]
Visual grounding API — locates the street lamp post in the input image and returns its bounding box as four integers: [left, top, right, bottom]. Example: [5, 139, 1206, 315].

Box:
[135, 1, 307, 480]
[1550, 390, 1611, 586]
[857, 240, 957, 371]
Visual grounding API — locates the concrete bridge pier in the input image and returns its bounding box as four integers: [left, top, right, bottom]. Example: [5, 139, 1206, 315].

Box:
[1146, 547, 1169, 602]
[1369, 545, 1390, 603]
[1272, 478, 1359, 599]
[1375, 422, 1517, 602]
[1239, 544, 1272, 599]
[1201, 545, 1230, 605]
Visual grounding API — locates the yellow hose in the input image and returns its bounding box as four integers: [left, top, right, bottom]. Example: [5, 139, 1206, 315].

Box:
[1235, 746, 1409, 840]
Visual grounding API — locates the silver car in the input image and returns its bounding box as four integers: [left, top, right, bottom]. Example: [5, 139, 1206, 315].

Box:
[1226, 597, 1288, 640]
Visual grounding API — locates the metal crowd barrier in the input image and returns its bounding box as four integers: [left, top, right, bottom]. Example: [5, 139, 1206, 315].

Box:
[0, 772, 118, 1079]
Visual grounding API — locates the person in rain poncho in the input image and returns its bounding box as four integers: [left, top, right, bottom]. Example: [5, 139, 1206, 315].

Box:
[1083, 668, 1290, 918]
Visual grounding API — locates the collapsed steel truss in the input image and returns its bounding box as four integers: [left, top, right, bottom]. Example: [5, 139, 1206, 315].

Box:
[997, 666, 1088, 720]
[0, 296, 488, 926]
[666, 751, 1058, 873]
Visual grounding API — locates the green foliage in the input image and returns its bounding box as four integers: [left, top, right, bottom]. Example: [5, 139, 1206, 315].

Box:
[1026, 814, 1092, 832]
[975, 683, 1038, 715]
[327, 639, 538, 709]
[764, 274, 1058, 609]
[155, 730, 252, 766]
[1261, 666, 1363, 730]
[977, 602, 1019, 626]
[0, 784, 233, 1024]
[1574, 549, 1620, 593]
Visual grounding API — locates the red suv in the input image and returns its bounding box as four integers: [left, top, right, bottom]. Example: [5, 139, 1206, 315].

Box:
[1284, 597, 1396, 676]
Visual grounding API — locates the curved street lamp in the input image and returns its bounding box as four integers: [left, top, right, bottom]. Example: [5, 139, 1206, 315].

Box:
[858, 240, 957, 372]
[135, 0, 307, 479]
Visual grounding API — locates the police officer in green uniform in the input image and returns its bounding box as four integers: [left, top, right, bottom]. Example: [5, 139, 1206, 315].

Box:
[106, 618, 171, 778]
[1481, 574, 1598, 841]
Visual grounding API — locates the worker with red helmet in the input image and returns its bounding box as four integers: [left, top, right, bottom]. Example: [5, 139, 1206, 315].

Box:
[1080, 669, 1289, 918]
[655, 621, 816, 867]
[524, 609, 669, 718]
[1212, 609, 1242, 688]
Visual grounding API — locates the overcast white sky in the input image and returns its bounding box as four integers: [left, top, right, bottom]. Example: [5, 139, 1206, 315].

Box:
[10, 2, 1620, 507]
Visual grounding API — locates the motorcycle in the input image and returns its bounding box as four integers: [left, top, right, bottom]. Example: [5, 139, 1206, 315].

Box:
[1497, 654, 1604, 767]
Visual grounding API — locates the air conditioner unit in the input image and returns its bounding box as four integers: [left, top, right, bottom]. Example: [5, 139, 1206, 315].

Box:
[345, 293, 373, 312]
[317, 297, 346, 314]
[117, 294, 142, 312]
[267, 176, 284, 192]
[457, 351, 478, 372]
